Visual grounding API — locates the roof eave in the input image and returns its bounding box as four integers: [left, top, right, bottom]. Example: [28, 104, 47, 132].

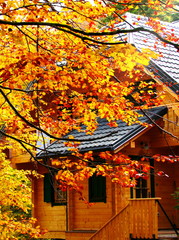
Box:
[145, 60, 179, 97]
[113, 106, 168, 152]
[36, 146, 113, 159]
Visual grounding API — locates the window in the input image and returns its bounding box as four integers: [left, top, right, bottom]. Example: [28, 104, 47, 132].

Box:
[134, 178, 148, 198]
[89, 174, 106, 203]
[44, 173, 67, 206]
[130, 158, 155, 199]
[130, 177, 151, 198]
[54, 178, 67, 204]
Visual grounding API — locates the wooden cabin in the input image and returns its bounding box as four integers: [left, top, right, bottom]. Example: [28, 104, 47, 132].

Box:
[12, 14, 179, 240]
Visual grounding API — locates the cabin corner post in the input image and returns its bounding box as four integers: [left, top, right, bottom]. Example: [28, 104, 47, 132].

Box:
[67, 189, 74, 231]
[111, 182, 117, 215]
[31, 177, 35, 219]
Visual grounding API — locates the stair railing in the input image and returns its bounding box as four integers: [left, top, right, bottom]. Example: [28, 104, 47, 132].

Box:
[156, 199, 179, 236]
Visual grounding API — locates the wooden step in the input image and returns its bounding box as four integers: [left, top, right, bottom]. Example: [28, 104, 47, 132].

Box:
[158, 230, 178, 239]
[158, 237, 178, 239]
[158, 238, 178, 239]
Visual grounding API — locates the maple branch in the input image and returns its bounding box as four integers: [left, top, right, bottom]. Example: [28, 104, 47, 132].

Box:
[43, 0, 57, 12]
[0, 3, 47, 15]
[0, 89, 119, 142]
[18, 141, 59, 172]
[0, 128, 63, 171]
[0, 20, 178, 48]
[0, 126, 70, 172]
[44, 0, 106, 28]
[73, 154, 129, 167]
[0, 85, 57, 93]
[51, 26, 127, 45]
[15, 26, 56, 54]
[0, 126, 134, 171]
[0, 129, 44, 151]
[150, 111, 179, 127]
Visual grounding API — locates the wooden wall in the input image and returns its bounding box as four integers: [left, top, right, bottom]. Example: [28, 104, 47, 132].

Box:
[155, 161, 179, 229]
[67, 179, 129, 230]
[66, 231, 95, 240]
[150, 107, 179, 229]
[68, 178, 114, 230]
[11, 148, 31, 167]
[33, 177, 67, 239]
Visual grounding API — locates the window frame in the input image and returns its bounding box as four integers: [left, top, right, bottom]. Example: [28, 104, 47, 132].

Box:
[130, 157, 155, 199]
[44, 173, 67, 206]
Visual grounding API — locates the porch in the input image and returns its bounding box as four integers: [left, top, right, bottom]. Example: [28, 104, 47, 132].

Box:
[87, 198, 178, 240]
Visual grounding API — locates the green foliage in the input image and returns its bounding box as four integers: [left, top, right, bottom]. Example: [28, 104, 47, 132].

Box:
[130, 0, 179, 22]
[172, 188, 179, 209]
[104, 0, 179, 22]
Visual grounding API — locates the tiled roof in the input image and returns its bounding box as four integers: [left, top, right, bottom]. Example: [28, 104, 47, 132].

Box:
[37, 106, 167, 158]
[116, 13, 179, 92]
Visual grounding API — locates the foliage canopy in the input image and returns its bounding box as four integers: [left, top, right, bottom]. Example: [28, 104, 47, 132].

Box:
[0, 0, 178, 218]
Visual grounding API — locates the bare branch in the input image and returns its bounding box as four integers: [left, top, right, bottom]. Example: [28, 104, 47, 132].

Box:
[19, 140, 59, 172]
[0, 129, 44, 151]
[15, 26, 56, 54]
[140, 108, 179, 142]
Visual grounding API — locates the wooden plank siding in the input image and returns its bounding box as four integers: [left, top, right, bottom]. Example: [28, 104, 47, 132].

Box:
[68, 178, 115, 230]
[65, 231, 95, 240]
[155, 161, 179, 229]
[33, 177, 67, 239]
[31, 177, 130, 239]
[11, 148, 31, 166]
[150, 106, 179, 149]
[89, 204, 130, 240]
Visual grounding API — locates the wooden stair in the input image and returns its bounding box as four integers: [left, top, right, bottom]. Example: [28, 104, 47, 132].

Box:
[89, 198, 159, 240]
[158, 230, 178, 240]
[130, 230, 179, 240]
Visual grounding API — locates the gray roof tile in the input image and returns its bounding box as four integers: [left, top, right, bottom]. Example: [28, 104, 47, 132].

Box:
[116, 13, 179, 92]
[37, 107, 167, 158]
[133, 15, 179, 85]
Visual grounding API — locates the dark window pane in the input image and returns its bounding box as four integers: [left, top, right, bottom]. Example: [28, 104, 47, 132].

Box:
[44, 173, 67, 205]
[44, 173, 54, 203]
[89, 174, 106, 203]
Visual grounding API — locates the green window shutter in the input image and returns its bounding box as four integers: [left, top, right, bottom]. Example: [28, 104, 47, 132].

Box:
[89, 174, 106, 203]
[44, 173, 54, 203]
